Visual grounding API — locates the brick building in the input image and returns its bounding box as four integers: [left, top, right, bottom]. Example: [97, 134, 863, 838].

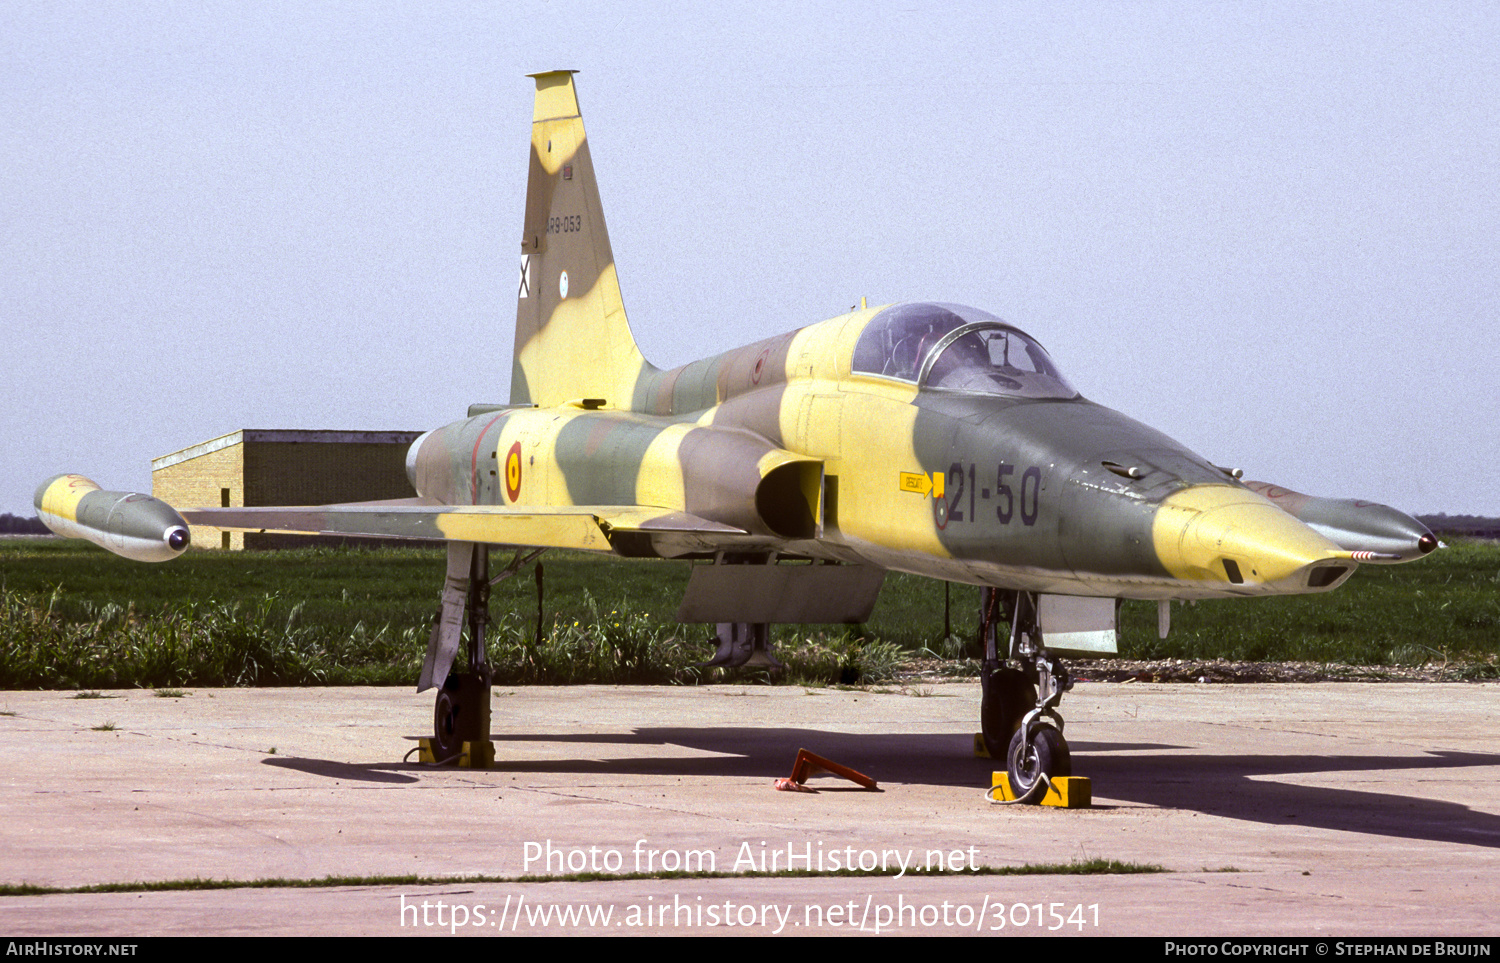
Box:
[152, 429, 422, 550]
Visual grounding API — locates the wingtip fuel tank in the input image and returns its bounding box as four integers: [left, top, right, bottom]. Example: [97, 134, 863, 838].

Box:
[34, 474, 190, 563]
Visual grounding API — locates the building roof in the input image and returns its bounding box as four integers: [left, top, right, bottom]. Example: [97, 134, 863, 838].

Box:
[152, 430, 424, 471]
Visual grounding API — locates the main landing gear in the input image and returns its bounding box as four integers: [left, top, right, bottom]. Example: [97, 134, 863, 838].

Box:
[425, 544, 544, 766]
[978, 588, 1073, 803]
[430, 544, 493, 764]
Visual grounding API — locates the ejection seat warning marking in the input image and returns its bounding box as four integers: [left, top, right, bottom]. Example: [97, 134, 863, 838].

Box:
[899, 472, 945, 498]
[519, 255, 531, 299]
[505, 442, 523, 502]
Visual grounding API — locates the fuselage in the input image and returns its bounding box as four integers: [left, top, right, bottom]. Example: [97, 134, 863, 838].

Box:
[410, 302, 1356, 601]
[38, 71, 1405, 609]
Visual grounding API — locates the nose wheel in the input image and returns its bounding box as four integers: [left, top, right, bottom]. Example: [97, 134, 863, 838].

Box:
[1007, 723, 1071, 803]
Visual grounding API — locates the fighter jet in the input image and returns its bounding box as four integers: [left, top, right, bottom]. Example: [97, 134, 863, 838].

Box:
[37, 71, 1437, 800]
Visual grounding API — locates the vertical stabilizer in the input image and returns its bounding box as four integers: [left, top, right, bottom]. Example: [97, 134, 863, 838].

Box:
[512, 71, 652, 408]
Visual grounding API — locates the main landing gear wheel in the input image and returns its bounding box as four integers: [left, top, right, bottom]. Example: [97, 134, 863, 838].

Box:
[432, 672, 488, 763]
[1007, 724, 1071, 804]
[432, 679, 464, 763]
[980, 664, 1036, 760]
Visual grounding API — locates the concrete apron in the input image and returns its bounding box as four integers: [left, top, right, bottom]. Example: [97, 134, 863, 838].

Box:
[1, 682, 1497, 936]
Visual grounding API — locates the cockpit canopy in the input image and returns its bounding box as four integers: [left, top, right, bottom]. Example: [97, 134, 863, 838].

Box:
[851, 303, 1078, 400]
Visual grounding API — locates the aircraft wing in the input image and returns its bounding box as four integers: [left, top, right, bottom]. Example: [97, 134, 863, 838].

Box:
[182, 499, 746, 554]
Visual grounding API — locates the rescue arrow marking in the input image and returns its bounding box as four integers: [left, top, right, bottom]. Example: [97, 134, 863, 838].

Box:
[898, 471, 945, 498]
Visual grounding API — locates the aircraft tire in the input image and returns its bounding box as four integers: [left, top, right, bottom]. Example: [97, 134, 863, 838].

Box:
[1006, 724, 1070, 804]
[432, 676, 467, 763]
[981, 665, 1036, 759]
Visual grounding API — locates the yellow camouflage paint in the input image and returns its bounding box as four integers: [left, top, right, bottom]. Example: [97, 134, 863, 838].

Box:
[1151, 484, 1347, 587]
[635, 423, 692, 512]
[38, 473, 98, 524]
[531, 70, 581, 125]
[823, 377, 954, 562]
[434, 509, 608, 550]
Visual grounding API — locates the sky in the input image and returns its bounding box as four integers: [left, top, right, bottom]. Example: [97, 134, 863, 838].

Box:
[3, 1, 1497, 517]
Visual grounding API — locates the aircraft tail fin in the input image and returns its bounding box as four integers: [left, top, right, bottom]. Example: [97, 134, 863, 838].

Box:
[512, 71, 652, 408]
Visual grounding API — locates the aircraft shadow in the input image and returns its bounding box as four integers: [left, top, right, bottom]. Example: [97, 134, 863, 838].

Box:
[259, 726, 1500, 850]
[1079, 748, 1500, 850]
[262, 755, 421, 784]
[489, 726, 1500, 851]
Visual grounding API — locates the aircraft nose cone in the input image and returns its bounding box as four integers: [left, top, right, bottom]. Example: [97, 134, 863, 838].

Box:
[1152, 485, 1351, 592]
[1307, 500, 1438, 562]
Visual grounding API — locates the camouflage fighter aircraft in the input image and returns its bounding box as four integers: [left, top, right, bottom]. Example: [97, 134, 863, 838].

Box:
[38, 71, 1437, 799]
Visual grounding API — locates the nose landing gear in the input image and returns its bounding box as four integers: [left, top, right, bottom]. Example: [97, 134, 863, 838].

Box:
[979, 588, 1074, 804]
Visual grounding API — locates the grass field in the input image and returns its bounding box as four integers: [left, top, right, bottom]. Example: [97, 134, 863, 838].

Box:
[1, 538, 1495, 689]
